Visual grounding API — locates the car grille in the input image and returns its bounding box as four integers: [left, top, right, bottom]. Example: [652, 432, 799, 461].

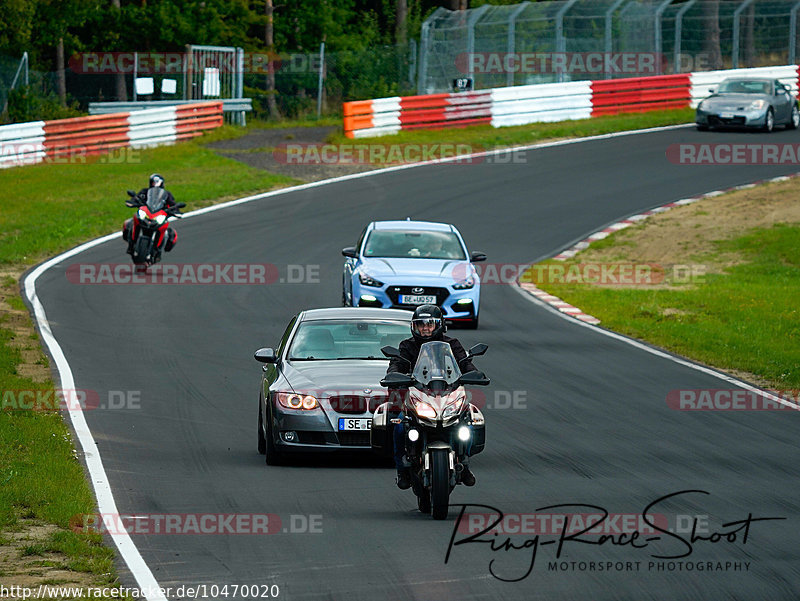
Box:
[329, 395, 389, 414]
[709, 115, 747, 126]
[336, 432, 371, 446]
[387, 286, 450, 307]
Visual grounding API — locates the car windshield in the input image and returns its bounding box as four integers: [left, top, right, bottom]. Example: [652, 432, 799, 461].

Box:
[717, 80, 771, 95]
[288, 320, 409, 360]
[412, 341, 462, 386]
[363, 230, 466, 260]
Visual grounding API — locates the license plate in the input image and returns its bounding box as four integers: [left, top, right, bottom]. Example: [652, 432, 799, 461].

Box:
[338, 418, 372, 431]
[399, 294, 436, 305]
[720, 112, 735, 119]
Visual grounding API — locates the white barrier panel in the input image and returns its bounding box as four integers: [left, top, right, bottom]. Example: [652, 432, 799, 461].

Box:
[0, 121, 46, 169]
[127, 106, 177, 148]
[491, 81, 593, 126]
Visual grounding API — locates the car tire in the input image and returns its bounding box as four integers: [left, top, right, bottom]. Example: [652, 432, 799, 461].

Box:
[789, 104, 799, 130]
[257, 399, 266, 455]
[263, 401, 285, 466]
[764, 108, 774, 133]
[696, 124, 709, 131]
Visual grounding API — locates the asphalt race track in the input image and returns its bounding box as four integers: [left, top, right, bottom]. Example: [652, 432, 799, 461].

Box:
[32, 126, 800, 600]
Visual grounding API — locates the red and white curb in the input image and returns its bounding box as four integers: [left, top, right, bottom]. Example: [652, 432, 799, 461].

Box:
[518, 172, 800, 325]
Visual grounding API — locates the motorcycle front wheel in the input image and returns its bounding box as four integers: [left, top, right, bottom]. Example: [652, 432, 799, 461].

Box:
[430, 449, 450, 520]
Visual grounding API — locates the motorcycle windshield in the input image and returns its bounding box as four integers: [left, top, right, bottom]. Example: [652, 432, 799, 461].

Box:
[145, 188, 168, 213]
[412, 341, 462, 386]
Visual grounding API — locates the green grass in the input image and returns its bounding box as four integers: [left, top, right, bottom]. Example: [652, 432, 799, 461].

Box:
[533, 223, 800, 388]
[330, 108, 695, 151]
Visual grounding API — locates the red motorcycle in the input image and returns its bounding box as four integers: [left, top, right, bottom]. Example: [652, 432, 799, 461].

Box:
[122, 189, 185, 266]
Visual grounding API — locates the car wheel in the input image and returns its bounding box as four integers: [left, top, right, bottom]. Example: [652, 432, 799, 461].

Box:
[789, 104, 799, 130]
[696, 124, 709, 131]
[764, 108, 774, 133]
[257, 398, 266, 455]
[263, 402, 285, 466]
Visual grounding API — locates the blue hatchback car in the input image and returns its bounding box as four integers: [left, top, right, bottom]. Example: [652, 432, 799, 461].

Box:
[341, 220, 486, 328]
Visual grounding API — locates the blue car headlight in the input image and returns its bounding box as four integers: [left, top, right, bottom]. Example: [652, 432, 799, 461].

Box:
[748, 99, 767, 111]
[358, 272, 384, 287]
[452, 277, 475, 290]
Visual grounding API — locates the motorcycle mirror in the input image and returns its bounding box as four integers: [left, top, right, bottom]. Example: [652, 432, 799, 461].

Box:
[381, 345, 402, 359]
[127, 190, 137, 197]
[380, 372, 414, 388]
[467, 343, 488, 358]
[175, 202, 186, 209]
[254, 347, 278, 364]
[458, 370, 490, 386]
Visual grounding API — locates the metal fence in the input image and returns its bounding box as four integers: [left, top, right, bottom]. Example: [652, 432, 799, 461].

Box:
[419, 0, 800, 94]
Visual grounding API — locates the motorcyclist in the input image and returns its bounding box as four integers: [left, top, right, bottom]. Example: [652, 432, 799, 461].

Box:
[124, 173, 181, 255]
[387, 304, 478, 489]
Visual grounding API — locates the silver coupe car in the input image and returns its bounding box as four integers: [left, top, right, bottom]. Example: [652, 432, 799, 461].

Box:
[695, 77, 799, 132]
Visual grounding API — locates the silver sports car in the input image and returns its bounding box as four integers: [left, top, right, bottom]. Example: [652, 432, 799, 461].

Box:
[695, 78, 800, 132]
[254, 307, 411, 464]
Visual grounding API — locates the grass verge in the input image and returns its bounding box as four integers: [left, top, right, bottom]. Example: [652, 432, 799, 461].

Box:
[528, 179, 800, 390]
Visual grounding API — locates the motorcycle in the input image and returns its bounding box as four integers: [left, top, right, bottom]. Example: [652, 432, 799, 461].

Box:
[122, 189, 185, 266]
[373, 341, 489, 520]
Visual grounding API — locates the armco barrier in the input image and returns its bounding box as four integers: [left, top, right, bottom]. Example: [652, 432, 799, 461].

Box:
[0, 101, 222, 168]
[344, 65, 800, 138]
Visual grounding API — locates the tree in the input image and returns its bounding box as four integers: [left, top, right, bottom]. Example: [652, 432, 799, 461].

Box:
[264, 0, 281, 119]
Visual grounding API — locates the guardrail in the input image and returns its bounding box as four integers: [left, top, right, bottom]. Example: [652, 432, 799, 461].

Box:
[343, 65, 800, 137]
[0, 101, 222, 169]
[88, 98, 252, 116]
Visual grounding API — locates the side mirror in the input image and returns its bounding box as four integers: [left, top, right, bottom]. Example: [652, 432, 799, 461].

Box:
[708, 87, 715, 93]
[342, 247, 358, 259]
[175, 202, 186, 209]
[127, 189, 137, 197]
[467, 343, 488, 358]
[381, 345, 402, 359]
[470, 251, 487, 263]
[380, 372, 414, 388]
[458, 370, 490, 386]
[254, 347, 278, 364]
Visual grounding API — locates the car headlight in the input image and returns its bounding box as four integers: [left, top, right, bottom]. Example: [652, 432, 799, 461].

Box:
[748, 99, 767, 111]
[453, 277, 475, 290]
[411, 397, 437, 420]
[155, 214, 166, 225]
[137, 209, 147, 220]
[358, 272, 384, 287]
[442, 394, 466, 420]
[275, 392, 318, 410]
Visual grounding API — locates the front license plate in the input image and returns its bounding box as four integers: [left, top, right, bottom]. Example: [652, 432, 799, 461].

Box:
[338, 418, 372, 431]
[720, 112, 735, 119]
[399, 294, 437, 305]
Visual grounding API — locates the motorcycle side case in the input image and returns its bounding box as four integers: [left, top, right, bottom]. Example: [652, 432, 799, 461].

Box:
[370, 401, 393, 455]
[468, 403, 486, 455]
[122, 218, 133, 242]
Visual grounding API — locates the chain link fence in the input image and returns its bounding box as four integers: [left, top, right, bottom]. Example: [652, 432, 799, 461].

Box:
[419, 0, 800, 94]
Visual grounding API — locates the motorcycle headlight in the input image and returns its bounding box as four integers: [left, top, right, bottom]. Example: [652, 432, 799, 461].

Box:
[411, 398, 437, 420]
[358, 272, 384, 287]
[452, 277, 475, 290]
[442, 394, 466, 420]
[748, 99, 767, 111]
[137, 209, 147, 220]
[275, 392, 318, 410]
[155, 214, 166, 225]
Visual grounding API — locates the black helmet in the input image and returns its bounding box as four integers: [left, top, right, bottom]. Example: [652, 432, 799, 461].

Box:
[411, 304, 445, 341]
[149, 173, 164, 188]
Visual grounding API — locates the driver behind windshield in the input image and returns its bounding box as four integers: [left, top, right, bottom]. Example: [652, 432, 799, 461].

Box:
[386, 304, 477, 489]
